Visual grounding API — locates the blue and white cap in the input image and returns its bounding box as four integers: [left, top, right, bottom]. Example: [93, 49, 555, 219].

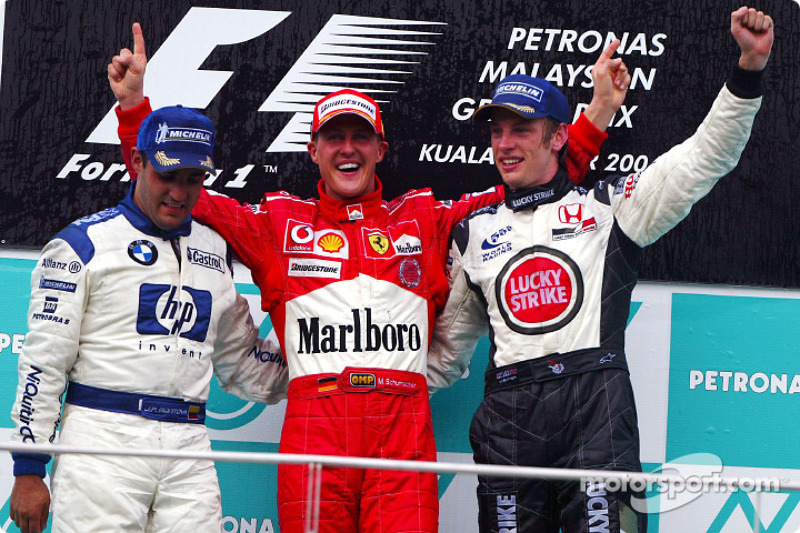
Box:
[473, 75, 570, 124]
[137, 105, 216, 174]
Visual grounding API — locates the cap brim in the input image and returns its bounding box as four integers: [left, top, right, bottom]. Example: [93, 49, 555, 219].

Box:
[145, 150, 215, 174]
[314, 110, 382, 138]
[472, 103, 549, 123]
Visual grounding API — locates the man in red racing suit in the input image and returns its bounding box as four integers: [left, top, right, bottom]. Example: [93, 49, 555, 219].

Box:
[110, 23, 628, 533]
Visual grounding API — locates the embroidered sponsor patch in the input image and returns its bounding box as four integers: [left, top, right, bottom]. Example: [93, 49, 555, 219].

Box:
[288, 258, 342, 278]
[186, 247, 225, 273]
[496, 246, 583, 335]
[128, 240, 158, 265]
[39, 277, 77, 292]
[349, 372, 376, 388]
[399, 258, 421, 288]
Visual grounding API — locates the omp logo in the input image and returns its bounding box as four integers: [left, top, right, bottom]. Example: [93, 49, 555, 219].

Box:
[86, 8, 444, 155]
[136, 284, 212, 342]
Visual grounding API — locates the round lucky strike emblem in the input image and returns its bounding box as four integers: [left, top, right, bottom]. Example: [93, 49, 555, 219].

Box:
[496, 246, 583, 334]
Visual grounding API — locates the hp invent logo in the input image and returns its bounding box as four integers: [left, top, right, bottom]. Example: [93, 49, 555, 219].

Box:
[137, 284, 212, 342]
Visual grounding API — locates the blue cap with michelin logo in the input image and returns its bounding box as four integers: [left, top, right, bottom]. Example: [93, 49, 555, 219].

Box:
[473, 75, 570, 124]
[137, 105, 216, 174]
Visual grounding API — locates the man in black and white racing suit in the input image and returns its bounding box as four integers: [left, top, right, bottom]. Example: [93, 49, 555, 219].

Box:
[427, 6, 773, 533]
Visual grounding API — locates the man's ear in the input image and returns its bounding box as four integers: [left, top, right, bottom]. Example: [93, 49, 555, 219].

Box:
[376, 140, 389, 164]
[551, 123, 569, 152]
[131, 147, 144, 175]
[307, 140, 319, 164]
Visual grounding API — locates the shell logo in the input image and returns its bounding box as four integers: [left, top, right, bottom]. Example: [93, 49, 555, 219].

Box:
[318, 233, 345, 253]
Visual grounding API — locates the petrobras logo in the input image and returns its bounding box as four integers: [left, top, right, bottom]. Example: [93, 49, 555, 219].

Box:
[32, 296, 71, 325]
[495, 245, 583, 335]
[187, 247, 226, 273]
[42, 296, 58, 314]
[136, 283, 212, 342]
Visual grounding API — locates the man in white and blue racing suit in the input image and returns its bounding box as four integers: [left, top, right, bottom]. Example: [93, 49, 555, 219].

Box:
[9, 105, 287, 533]
[428, 7, 773, 533]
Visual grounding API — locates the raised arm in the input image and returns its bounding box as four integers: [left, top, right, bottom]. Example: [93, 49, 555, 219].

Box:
[582, 39, 630, 133]
[108, 22, 147, 111]
[565, 40, 630, 185]
[731, 5, 773, 71]
[613, 5, 773, 247]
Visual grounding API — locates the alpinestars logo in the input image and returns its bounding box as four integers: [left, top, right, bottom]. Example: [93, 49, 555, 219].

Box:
[86, 9, 444, 157]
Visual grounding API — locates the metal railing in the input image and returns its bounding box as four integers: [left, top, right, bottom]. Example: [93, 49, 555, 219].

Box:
[3, 442, 798, 533]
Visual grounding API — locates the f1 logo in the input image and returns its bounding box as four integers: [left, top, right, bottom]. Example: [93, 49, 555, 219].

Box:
[86, 8, 444, 153]
[87, 8, 290, 145]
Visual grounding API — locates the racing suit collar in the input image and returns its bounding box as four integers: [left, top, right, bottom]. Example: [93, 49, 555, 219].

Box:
[503, 168, 573, 212]
[317, 176, 384, 222]
[119, 183, 192, 240]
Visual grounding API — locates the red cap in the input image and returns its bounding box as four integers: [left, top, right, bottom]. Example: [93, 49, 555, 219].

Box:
[311, 89, 385, 139]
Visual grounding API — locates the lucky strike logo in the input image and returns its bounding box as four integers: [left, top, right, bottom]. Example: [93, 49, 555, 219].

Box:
[496, 246, 583, 335]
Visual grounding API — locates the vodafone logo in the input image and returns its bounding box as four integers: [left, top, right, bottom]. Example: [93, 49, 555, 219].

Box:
[286, 220, 314, 252]
[496, 246, 583, 334]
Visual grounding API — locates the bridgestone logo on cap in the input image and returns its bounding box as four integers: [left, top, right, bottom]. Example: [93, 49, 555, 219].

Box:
[319, 96, 377, 123]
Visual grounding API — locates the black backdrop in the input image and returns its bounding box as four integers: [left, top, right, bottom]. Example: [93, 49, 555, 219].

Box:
[1, 0, 798, 287]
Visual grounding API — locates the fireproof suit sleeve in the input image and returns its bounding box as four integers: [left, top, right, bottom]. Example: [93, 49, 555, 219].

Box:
[612, 83, 762, 247]
[11, 238, 87, 477]
[116, 97, 153, 180]
[566, 113, 608, 185]
[211, 280, 288, 404]
[427, 222, 489, 395]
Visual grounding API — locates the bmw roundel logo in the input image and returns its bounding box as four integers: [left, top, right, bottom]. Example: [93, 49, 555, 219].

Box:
[127, 240, 158, 265]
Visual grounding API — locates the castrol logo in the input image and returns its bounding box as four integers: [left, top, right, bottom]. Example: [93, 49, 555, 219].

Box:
[495, 246, 583, 334]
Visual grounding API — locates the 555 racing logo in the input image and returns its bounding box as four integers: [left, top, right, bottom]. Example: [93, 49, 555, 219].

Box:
[57, 8, 445, 189]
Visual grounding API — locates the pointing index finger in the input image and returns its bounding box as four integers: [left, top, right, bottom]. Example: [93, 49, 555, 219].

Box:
[598, 39, 621, 62]
[132, 22, 146, 58]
